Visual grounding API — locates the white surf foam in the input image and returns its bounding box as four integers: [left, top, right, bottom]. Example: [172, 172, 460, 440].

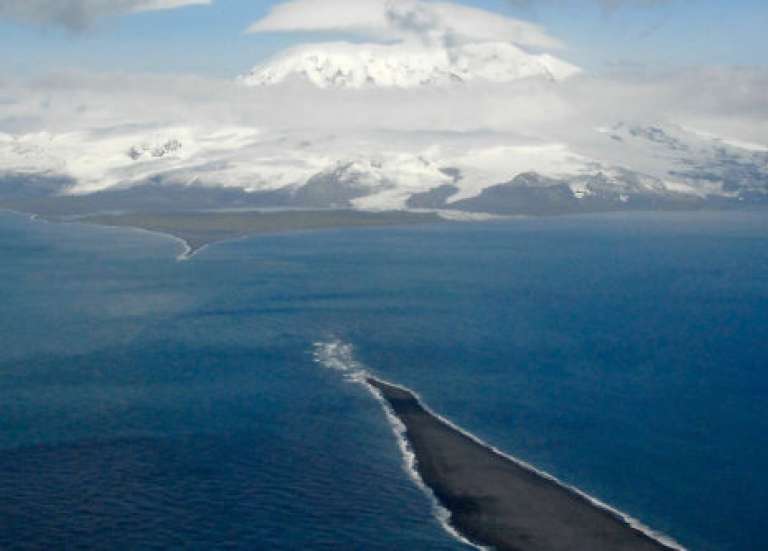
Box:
[313, 339, 488, 550]
[105, 225, 196, 262]
[313, 338, 686, 551]
[87, 223, 197, 262]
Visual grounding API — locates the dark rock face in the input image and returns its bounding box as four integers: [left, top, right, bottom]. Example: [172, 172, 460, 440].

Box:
[447, 171, 716, 216]
[406, 184, 460, 209]
[627, 126, 690, 152]
[406, 167, 463, 209]
[127, 139, 183, 161]
[449, 173, 580, 215]
[669, 150, 768, 200]
[452, 181, 577, 215]
[291, 163, 393, 208]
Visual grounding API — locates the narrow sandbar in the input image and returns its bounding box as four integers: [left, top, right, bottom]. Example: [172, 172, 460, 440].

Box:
[367, 377, 679, 551]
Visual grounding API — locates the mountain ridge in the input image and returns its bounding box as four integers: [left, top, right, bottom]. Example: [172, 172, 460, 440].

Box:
[238, 41, 581, 89]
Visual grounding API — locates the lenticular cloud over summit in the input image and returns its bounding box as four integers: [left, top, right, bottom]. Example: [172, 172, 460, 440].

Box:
[242, 0, 576, 89]
[247, 0, 562, 49]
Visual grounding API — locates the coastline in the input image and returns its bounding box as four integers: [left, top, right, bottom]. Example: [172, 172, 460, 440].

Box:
[84, 222, 197, 261]
[69, 210, 446, 261]
[0, 207, 196, 261]
[365, 376, 683, 551]
[312, 339, 685, 551]
[1, 208, 446, 262]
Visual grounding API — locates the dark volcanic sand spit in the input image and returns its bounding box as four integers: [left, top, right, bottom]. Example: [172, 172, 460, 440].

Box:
[366, 377, 679, 551]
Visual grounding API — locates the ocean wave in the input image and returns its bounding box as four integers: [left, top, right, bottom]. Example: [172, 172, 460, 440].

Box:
[313, 338, 489, 551]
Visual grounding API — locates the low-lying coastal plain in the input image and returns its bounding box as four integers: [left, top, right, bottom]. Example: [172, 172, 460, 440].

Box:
[70, 209, 445, 257]
[367, 377, 678, 551]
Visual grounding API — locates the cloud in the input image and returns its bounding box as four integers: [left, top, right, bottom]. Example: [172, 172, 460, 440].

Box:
[1, 65, 766, 197]
[3, 65, 765, 141]
[0, 0, 211, 31]
[508, 0, 672, 12]
[247, 0, 563, 50]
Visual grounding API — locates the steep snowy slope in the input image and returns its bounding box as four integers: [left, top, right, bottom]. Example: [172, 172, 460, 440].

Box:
[239, 41, 580, 89]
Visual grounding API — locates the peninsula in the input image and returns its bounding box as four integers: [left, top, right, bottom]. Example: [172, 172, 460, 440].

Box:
[367, 377, 679, 551]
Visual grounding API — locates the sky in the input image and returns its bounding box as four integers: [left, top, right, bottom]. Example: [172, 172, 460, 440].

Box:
[1, 0, 766, 78]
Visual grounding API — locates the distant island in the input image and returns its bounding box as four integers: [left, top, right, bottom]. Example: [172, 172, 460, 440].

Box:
[368, 377, 680, 551]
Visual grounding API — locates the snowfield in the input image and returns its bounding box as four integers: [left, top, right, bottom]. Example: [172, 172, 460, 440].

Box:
[239, 41, 580, 89]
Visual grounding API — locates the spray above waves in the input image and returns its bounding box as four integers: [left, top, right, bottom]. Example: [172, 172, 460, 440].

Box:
[312, 338, 486, 550]
[312, 340, 367, 382]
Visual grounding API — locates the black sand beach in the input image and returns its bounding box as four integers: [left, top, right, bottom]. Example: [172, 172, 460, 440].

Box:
[367, 377, 677, 551]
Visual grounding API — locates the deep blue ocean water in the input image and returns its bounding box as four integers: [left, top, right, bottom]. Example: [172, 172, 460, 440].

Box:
[1, 210, 766, 550]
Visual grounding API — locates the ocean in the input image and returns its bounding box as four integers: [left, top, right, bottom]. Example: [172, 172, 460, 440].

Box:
[1, 210, 766, 550]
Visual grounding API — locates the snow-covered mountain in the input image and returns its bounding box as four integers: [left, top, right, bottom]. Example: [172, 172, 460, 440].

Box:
[2, 1, 764, 223]
[2, 122, 766, 215]
[239, 41, 580, 89]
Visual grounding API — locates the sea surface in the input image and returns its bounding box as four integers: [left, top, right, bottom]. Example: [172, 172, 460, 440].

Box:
[1, 210, 766, 550]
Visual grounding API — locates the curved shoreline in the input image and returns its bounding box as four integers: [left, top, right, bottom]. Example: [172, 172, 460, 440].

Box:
[3, 208, 447, 262]
[0, 208, 199, 261]
[70, 209, 446, 262]
[93, 223, 198, 261]
[366, 376, 684, 551]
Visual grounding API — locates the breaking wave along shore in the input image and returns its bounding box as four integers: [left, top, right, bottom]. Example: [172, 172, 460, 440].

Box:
[313, 339, 685, 551]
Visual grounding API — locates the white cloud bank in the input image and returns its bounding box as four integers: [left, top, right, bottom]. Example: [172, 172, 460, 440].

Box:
[0, 0, 211, 30]
[1, 65, 765, 199]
